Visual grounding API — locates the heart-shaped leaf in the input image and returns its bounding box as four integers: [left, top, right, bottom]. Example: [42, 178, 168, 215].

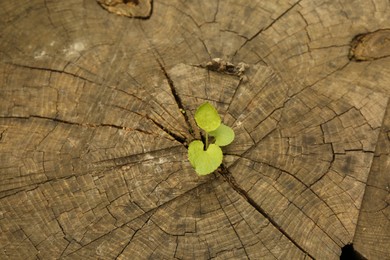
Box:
[188, 140, 223, 175]
[194, 102, 221, 132]
[209, 123, 235, 146]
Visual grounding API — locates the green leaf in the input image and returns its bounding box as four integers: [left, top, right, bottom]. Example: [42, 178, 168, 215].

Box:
[209, 123, 235, 146]
[194, 102, 221, 132]
[188, 140, 223, 175]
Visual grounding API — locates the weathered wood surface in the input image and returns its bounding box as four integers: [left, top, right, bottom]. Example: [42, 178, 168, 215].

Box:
[0, 0, 389, 259]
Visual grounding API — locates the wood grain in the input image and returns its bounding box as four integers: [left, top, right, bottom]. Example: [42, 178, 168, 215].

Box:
[0, 0, 389, 259]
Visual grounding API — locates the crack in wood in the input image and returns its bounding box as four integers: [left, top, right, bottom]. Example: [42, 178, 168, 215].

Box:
[159, 1, 201, 28]
[255, 159, 351, 241]
[63, 180, 214, 257]
[341, 243, 367, 260]
[156, 60, 193, 138]
[114, 212, 154, 259]
[5, 62, 99, 86]
[218, 164, 315, 259]
[0, 115, 152, 134]
[234, 0, 302, 58]
[215, 188, 251, 259]
[218, 184, 281, 258]
[225, 151, 353, 248]
[146, 115, 187, 146]
[93, 145, 181, 166]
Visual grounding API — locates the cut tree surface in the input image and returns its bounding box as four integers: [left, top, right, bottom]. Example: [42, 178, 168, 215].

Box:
[0, 0, 389, 259]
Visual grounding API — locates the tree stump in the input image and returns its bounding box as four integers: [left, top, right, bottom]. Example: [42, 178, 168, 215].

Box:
[1, 0, 389, 259]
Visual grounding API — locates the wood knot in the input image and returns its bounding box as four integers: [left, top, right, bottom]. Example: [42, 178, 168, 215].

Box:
[97, 0, 152, 18]
[349, 29, 390, 61]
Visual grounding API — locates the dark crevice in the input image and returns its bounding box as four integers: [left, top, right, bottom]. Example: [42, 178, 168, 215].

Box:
[66, 180, 214, 257]
[0, 115, 165, 139]
[3, 115, 123, 130]
[123, 0, 139, 5]
[156, 60, 193, 137]
[146, 115, 187, 146]
[257, 0, 302, 36]
[145, 0, 153, 19]
[215, 189, 251, 259]
[233, 0, 302, 58]
[114, 213, 154, 259]
[230, 153, 351, 240]
[5, 62, 98, 85]
[212, 0, 220, 23]
[93, 146, 182, 170]
[218, 164, 315, 259]
[55, 219, 72, 243]
[158, 1, 201, 28]
[340, 244, 367, 260]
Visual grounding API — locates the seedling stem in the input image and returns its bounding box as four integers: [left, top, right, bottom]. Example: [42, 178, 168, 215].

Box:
[205, 132, 209, 150]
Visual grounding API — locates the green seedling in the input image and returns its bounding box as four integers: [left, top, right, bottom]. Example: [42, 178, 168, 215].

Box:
[188, 102, 235, 175]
